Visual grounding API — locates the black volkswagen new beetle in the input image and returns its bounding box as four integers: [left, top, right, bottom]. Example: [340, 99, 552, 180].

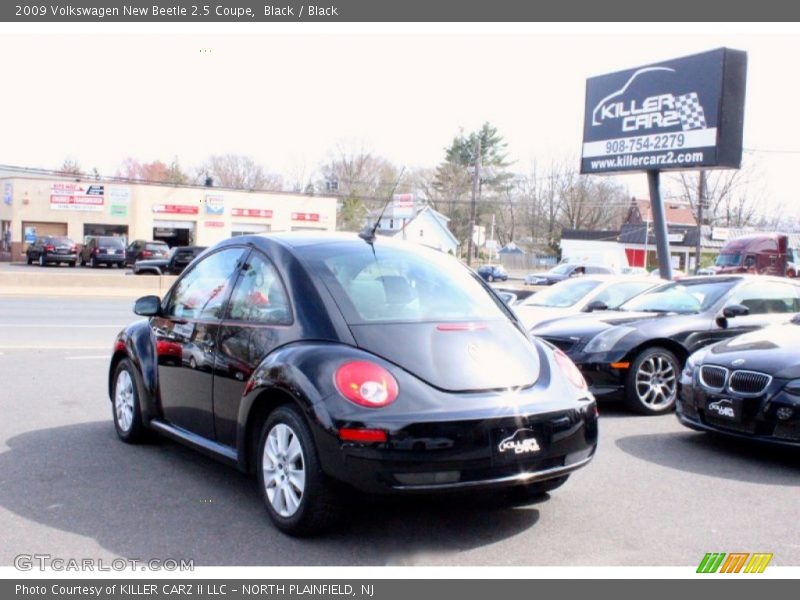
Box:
[109, 233, 597, 534]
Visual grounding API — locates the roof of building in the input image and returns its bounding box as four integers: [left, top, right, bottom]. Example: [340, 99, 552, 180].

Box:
[626, 197, 697, 227]
[560, 229, 620, 242]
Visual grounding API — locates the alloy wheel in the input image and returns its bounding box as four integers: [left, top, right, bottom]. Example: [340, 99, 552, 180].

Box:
[114, 370, 135, 433]
[634, 353, 677, 409]
[262, 423, 306, 518]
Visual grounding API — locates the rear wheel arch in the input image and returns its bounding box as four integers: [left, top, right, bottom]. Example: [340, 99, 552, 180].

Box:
[242, 388, 306, 475]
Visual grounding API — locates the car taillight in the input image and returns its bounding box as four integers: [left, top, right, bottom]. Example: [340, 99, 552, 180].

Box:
[142, 251, 153, 257]
[70, 246, 77, 252]
[554, 349, 587, 390]
[334, 360, 398, 408]
[45, 245, 55, 251]
[93, 248, 99, 255]
[338, 428, 388, 443]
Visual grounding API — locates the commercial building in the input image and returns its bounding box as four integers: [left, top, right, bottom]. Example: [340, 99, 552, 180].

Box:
[0, 175, 337, 261]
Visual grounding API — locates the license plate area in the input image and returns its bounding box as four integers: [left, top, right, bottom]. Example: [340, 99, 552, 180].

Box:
[705, 397, 742, 422]
[491, 423, 549, 464]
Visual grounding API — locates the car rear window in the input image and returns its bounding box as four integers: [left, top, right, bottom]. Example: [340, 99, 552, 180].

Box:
[146, 243, 168, 251]
[99, 237, 125, 248]
[300, 243, 510, 324]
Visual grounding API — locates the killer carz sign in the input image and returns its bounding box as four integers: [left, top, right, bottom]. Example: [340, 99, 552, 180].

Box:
[581, 48, 747, 174]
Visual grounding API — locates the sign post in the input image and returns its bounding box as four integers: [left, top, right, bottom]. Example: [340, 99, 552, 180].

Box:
[581, 47, 747, 280]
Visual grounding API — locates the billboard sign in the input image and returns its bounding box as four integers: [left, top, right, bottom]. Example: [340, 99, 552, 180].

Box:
[108, 186, 131, 217]
[291, 212, 320, 222]
[50, 183, 105, 212]
[581, 48, 747, 174]
[232, 208, 273, 218]
[205, 193, 225, 215]
[392, 193, 415, 219]
[152, 204, 199, 215]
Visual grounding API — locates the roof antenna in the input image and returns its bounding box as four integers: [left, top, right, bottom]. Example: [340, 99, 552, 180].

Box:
[359, 167, 406, 245]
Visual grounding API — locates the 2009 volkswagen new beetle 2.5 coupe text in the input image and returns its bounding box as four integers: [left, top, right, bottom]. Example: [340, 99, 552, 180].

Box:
[108, 233, 597, 535]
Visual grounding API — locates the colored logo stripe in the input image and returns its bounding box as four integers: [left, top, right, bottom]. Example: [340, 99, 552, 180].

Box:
[744, 553, 773, 573]
[697, 553, 726, 573]
[697, 552, 773, 573]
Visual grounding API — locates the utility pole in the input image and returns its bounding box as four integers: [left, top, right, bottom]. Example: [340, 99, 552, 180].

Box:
[695, 170, 707, 274]
[466, 137, 481, 267]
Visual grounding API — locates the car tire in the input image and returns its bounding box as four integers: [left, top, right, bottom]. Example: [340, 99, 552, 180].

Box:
[38, 254, 45, 267]
[515, 475, 570, 499]
[70, 261, 77, 268]
[26, 254, 33, 265]
[789, 270, 796, 278]
[91, 256, 98, 268]
[256, 405, 342, 536]
[487, 275, 494, 282]
[80, 255, 86, 267]
[111, 359, 148, 444]
[625, 346, 681, 415]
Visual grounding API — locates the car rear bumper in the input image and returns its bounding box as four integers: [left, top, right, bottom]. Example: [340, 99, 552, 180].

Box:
[92, 255, 126, 264]
[43, 253, 77, 263]
[313, 405, 598, 494]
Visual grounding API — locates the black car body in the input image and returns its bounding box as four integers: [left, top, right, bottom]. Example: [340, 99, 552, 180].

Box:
[108, 233, 597, 534]
[126, 239, 170, 266]
[525, 263, 615, 286]
[80, 236, 127, 268]
[25, 236, 78, 267]
[133, 246, 207, 276]
[531, 276, 800, 414]
[677, 316, 800, 447]
[476, 265, 508, 282]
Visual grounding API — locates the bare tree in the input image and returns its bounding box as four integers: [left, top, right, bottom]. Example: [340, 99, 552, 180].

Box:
[57, 158, 83, 177]
[203, 154, 283, 191]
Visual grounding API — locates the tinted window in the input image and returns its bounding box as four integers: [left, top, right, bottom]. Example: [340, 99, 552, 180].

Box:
[98, 237, 125, 248]
[726, 282, 800, 314]
[716, 253, 742, 267]
[146, 243, 168, 251]
[166, 248, 246, 320]
[522, 278, 602, 308]
[227, 253, 292, 324]
[621, 280, 736, 314]
[550, 264, 573, 275]
[303, 243, 509, 324]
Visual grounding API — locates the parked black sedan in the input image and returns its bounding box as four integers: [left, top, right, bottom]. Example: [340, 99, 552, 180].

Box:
[109, 233, 597, 535]
[476, 264, 508, 282]
[25, 235, 78, 267]
[677, 316, 800, 447]
[80, 236, 127, 268]
[125, 239, 170, 266]
[531, 276, 800, 415]
[525, 263, 615, 286]
[132, 246, 207, 275]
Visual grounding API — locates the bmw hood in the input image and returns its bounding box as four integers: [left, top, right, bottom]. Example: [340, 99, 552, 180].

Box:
[704, 323, 800, 377]
[531, 310, 658, 339]
[348, 320, 541, 392]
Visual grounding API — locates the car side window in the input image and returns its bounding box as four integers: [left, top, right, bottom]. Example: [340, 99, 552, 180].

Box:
[726, 282, 800, 315]
[165, 248, 246, 320]
[226, 252, 292, 325]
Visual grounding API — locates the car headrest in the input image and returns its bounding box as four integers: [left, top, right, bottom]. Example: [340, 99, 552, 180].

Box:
[381, 276, 414, 305]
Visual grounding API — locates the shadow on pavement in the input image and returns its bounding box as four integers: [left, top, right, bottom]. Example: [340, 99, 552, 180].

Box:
[0, 421, 541, 566]
[615, 429, 800, 485]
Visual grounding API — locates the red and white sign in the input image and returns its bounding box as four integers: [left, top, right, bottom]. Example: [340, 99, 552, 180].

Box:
[232, 208, 273, 218]
[50, 183, 105, 212]
[291, 212, 320, 222]
[152, 204, 199, 215]
[204, 221, 225, 228]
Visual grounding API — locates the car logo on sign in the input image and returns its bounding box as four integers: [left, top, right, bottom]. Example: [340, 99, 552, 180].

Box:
[732, 358, 746, 366]
[708, 399, 735, 418]
[498, 428, 541, 455]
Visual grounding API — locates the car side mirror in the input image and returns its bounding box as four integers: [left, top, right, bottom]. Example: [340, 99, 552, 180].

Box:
[134, 295, 162, 317]
[722, 304, 750, 319]
[585, 300, 609, 313]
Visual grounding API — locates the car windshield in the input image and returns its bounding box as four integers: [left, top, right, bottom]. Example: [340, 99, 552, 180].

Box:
[716, 253, 742, 267]
[99, 237, 125, 248]
[521, 278, 602, 308]
[550, 264, 573, 275]
[52, 237, 74, 245]
[302, 242, 510, 324]
[620, 280, 736, 314]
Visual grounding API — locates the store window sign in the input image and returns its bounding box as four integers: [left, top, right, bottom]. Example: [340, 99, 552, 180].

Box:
[108, 186, 131, 217]
[205, 193, 224, 215]
[205, 221, 225, 228]
[292, 212, 320, 222]
[232, 208, 273, 218]
[50, 183, 105, 212]
[3, 182, 12, 206]
[152, 204, 199, 215]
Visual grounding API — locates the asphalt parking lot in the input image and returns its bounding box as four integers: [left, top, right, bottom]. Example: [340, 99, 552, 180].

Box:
[0, 295, 798, 567]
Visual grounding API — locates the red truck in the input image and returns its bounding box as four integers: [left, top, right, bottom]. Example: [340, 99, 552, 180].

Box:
[713, 233, 788, 276]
